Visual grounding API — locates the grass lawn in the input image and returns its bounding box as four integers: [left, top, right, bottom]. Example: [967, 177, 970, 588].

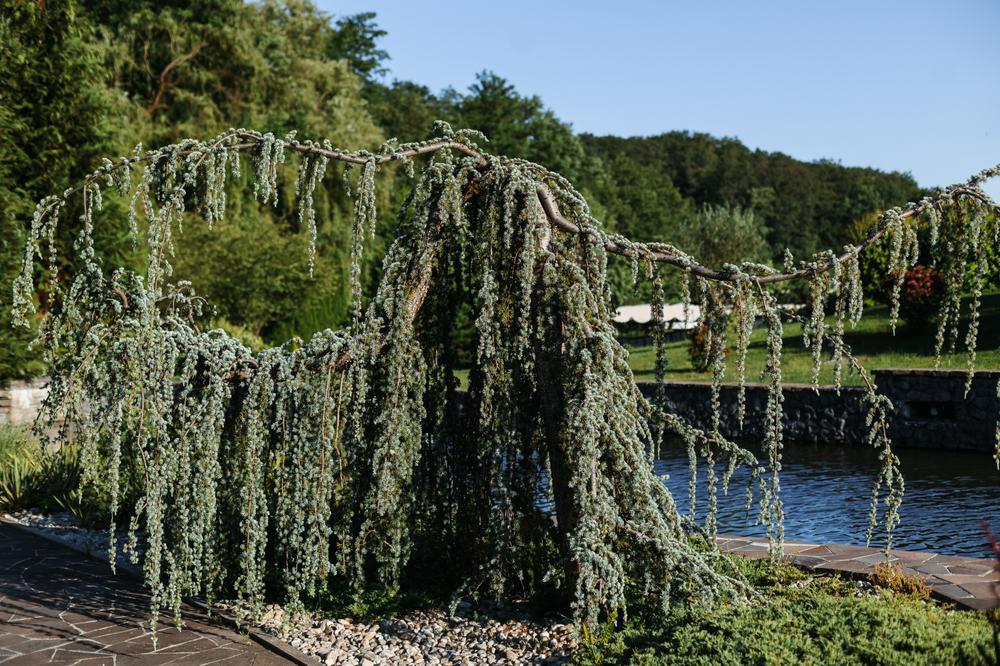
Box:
[626, 292, 1000, 386]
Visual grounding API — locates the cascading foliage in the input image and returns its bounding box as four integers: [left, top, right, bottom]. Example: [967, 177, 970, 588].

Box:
[11, 124, 1000, 637]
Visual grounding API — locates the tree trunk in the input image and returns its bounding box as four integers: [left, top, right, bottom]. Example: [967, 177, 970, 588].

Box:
[534, 275, 580, 601]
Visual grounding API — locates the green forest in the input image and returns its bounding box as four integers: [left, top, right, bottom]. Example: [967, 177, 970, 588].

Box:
[0, 0, 927, 381]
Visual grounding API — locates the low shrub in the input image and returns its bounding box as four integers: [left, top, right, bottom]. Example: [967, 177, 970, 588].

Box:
[687, 323, 729, 372]
[0, 426, 108, 526]
[0, 424, 42, 510]
[885, 265, 946, 326]
[210, 318, 268, 353]
[867, 562, 931, 599]
[573, 556, 993, 665]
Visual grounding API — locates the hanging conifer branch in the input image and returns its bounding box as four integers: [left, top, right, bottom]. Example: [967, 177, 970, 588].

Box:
[10, 125, 1000, 641]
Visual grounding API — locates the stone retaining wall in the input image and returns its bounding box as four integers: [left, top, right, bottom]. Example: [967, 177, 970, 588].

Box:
[639, 368, 1000, 452]
[4, 369, 996, 451]
[0, 378, 48, 427]
[639, 380, 868, 447]
[876, 368, 1000, 452]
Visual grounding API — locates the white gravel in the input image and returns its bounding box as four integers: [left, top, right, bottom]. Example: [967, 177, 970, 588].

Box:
[236, 601, 575, 666]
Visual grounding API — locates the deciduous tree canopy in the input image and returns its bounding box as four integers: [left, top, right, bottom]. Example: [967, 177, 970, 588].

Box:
[0, 0, 940, 382]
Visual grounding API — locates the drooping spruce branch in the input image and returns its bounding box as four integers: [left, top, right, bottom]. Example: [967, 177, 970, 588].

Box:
[18, 126, 997, 296]
[10, 124, 1000, 643]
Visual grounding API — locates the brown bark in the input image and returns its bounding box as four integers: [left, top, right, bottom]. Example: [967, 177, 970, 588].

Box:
[533, 258, 580, 600]
[146, 44, 204, 116]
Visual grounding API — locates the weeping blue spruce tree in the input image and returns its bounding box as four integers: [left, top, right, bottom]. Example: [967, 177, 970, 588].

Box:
[12, 124, 1000, 637]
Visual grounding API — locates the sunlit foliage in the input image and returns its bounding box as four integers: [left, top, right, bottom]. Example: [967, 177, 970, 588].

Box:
[11, 124, 999, 642]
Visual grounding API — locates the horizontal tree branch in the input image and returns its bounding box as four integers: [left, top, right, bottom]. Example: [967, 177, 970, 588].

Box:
[237, 129, 997, 287]
[51, 128, 1000, 295]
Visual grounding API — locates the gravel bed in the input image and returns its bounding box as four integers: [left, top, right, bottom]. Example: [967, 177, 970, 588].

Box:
[236, 601, 575, 665]
[4, 510, 576, 664]
[266, 576, 867, 665]
[1, 509, 138, 571]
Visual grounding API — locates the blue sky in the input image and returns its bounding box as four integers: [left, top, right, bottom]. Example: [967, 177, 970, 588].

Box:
[317, 0, 1000, 198]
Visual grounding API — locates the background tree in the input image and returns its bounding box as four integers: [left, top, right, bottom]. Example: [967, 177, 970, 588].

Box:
[678, 204, 770, 269]
[0, 0, 125, 379]
[326, 10, 389, 79]
[0, 0, 948, 383]
[581, 132, 926, 262]
[79, 0, 386, 339]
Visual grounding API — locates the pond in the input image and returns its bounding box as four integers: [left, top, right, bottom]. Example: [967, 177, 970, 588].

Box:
[655, 442, 1000, 558]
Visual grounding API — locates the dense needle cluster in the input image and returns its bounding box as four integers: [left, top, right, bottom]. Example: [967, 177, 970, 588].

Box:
[10, 126, 1000, 639]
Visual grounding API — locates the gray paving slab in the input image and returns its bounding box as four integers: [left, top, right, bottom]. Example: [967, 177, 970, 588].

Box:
[719, 534, 1000, 610]
[0, 525, 291, 665]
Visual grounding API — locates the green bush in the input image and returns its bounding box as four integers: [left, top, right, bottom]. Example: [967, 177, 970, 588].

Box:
[889, 265, 947, 327]
[574, 558, 994, 665]
[0, 425, 107, 526]
[0, 424, 41, 510]
[687, 323, 729, 373]
[209, 318, 268, 353]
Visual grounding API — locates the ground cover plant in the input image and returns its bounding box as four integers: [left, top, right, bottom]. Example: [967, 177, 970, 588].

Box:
[572, 557, 996, 665]
[10, 124, 1000, 646]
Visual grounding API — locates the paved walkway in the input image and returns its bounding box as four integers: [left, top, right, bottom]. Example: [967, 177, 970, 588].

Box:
[718, 534, 1000, 610]
[0, 525, 290, 665]
[2, 520, 996, 665]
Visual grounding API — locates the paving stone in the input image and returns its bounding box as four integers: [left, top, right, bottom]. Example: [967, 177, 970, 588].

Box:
[800, 545, 833, 556]
[919, 575, 952, 587]
[718, 535, 999, 611]
[953, 597, 1000, 611]
[784, 555, 826, 569]
[921, 554, 975, 566]
[0, 525, 290, 665]
[729, 547, 771, 559]
[911, 563, 954, 576]
[822, 545, 879, 558]
[956, 582, 1000, 598]
[940, 574, 1000, 586]
[886, 550, 937, 565]
[852, 553, 898, 566]
[947, 565, 995, 576]
[930, 583, 976, 601]
[814, 560, 874, 575]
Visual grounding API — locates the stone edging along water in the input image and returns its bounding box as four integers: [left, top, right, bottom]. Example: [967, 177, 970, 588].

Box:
[717, 535, 1000, 611]
[4, 368, 998, 452]
[6, 368, 998, 451]
[640, 368, 1000, 452]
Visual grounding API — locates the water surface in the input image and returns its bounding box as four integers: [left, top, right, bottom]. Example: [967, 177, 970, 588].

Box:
[655, 442, 1000, 558]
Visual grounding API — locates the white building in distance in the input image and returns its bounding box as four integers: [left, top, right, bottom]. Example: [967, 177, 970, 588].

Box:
[613, 303, 702, 331]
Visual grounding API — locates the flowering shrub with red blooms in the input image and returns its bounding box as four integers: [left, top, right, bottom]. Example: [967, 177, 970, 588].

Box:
[688, 323, 729, 372]
[886, 265, 946, 325]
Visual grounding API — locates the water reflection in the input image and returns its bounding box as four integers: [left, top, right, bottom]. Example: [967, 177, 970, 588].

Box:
[655, 441, 1000, 558]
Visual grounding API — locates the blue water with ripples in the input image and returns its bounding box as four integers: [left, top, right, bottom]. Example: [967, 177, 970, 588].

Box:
[655, 442, 1000, 558]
